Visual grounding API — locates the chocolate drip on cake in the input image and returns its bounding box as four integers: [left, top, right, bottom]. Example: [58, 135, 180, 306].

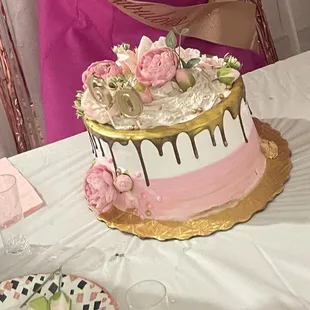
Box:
[246, 101, 253, 115]
[88, 132, 97, 156]
[132, 141, 150, 186]
[85, 78, 249, 187]
[150, 140, 164, 156]
[209, 130, 217, 146]
[98, 139, 105, 157]
[189, 136, 199, 159]
[243, 87, 252, 115]
[92, 135, 98, 157]
[218, 119, 228, 147]
[170, 136, 181, 164]
[238, 114, 248, 143]
[92, 135, 98, 151]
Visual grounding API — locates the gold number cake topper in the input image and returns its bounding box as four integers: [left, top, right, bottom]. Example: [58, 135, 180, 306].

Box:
[87, 75, 143, 129]
[115, 88, 143, 118]
[87, 75, 113, 110]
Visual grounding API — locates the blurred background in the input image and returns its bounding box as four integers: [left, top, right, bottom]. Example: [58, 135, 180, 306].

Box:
[0, 0, 309, 159]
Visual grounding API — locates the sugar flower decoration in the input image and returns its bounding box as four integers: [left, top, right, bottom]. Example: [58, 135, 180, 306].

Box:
[217, 68, 240, 86]
[136, 47, 178, 88]
[84, 165, 134, 214]
[224, 54, 241, 71]
[84, 165, 118, 214]
[82, 60, 122, 88]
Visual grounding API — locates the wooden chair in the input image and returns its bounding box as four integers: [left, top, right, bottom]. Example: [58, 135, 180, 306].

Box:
[245, 0, 278, 64]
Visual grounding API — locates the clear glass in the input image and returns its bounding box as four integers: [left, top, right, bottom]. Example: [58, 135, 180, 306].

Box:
[0, 174, 30, 255]
[126, 280, 169, 310]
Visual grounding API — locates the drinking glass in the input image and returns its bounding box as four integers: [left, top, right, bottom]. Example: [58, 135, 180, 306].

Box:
[0, 174, 30, 255]
[126, 280, 169, 310]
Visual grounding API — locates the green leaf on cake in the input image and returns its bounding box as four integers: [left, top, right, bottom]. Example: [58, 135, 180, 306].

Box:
[76, 109, 84, 118]
[173, 27, 189, 36]
[180, 58, 188, 69]
[186, 58, 200, 68]
[224, 54, 241, 71]
[121, 43, 130, 51]
[73, 91, 84, 118]
[165, 30, 177, 49]
[217, 67, 240, 86]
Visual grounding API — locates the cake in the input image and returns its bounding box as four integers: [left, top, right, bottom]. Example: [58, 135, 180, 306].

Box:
[75, 31, 268, 223]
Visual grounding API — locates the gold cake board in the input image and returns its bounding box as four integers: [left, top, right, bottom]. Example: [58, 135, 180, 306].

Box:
[97, 119, 292, 241]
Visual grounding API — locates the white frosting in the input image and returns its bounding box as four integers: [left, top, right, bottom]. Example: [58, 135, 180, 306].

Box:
[94, 100, 254, 180]
[83, 35, 238, 130]
[110, 68, 230, 130]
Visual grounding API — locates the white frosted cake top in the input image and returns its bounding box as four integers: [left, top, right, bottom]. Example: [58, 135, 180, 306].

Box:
[75, 32, 241, 130]
[82, 68, 230, 130]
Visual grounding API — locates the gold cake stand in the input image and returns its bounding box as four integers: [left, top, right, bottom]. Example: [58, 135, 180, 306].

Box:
[97, 119, 292, 241]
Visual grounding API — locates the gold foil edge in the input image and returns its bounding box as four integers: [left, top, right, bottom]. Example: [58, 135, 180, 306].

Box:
[261, 138, 278, 159]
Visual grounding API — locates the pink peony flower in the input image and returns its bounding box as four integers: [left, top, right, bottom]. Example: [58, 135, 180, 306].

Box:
[82, 60, 122, 87]
[114, 174, 133, 192]
[84, 165, 117, 214]
[136, 47, 178, 88]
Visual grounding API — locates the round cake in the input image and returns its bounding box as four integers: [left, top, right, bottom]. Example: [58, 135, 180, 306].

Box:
[76, 32, 266, 222]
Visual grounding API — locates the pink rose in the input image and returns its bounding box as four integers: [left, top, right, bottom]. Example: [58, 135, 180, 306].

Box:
[136, 47, 178, 88]
[84, 165, 117, 214]
[114, 174, 133, 192]
[82, 60, 122, 87]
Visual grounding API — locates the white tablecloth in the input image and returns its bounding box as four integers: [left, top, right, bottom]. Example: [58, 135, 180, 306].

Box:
[2, 52, 310, 310]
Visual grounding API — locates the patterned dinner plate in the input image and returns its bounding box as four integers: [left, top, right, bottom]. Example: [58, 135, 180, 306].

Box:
[0, 274, 118, 310]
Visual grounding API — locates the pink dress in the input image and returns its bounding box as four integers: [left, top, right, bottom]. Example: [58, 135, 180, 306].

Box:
[39, 0, 266, 143]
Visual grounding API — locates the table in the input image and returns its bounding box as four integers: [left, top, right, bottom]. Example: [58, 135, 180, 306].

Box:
[2, 52, 310, 310]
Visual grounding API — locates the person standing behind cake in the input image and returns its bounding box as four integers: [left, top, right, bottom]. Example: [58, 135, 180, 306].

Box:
[39, 0, 276, 144]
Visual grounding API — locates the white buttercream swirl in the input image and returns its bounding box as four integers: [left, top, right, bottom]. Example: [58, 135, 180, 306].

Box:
[110, 68, 230, 130]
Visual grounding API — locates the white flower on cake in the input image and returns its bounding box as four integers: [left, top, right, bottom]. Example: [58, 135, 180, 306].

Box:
[200, 55, 226, 69]
[75, 29, 243, 130]
[180, 47, 201, 63]
[113, 43, 137, 76]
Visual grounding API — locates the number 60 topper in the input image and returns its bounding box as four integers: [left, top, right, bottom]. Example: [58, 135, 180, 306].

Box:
[87, 75, 143, 128]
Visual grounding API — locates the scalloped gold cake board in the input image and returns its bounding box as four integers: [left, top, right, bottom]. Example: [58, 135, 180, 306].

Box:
[96, 119, 292, 241]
